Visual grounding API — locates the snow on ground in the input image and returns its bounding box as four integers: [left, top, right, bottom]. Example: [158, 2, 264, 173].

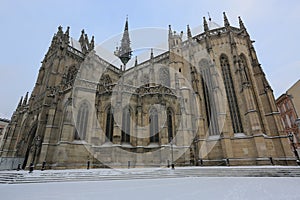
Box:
[1, 176, 300, 200]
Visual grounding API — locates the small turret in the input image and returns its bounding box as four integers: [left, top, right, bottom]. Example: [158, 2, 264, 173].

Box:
[223, 12, 230, 27]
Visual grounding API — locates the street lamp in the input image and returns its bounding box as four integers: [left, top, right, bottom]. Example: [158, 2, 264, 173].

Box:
[288, 132, 300, 165]
[170, 137, 175, 170]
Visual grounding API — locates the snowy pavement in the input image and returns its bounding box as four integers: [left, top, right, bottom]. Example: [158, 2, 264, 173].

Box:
[1, 176, 300, 200]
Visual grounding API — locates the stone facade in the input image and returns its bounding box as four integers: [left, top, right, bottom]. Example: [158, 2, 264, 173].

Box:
[0, 13, 294, 170]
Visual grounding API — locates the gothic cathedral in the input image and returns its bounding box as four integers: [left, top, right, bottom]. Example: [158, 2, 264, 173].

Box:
[0, 13, 294, 170]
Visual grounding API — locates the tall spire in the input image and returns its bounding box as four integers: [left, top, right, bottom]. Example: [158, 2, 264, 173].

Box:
[203, 17, 209, 32]
[187, 25, 192, 39]
[115, 16, 132, 67]
[223, 12, 230, 27]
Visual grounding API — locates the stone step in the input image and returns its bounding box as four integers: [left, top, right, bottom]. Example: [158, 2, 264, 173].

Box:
[1, 166, 300, 184]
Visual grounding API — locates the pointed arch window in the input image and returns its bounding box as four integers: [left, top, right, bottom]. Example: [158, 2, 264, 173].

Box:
[199, 59, 219, 135]
[167, 108, 174, 142]
[220, 55, 243, 133]
[74, 102, 89, 140]
[105, 107, 114, 142]
[121, 107, 131, 143]
[149, 108, 159, 143]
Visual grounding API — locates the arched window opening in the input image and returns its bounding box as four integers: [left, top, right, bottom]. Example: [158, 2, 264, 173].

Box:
[74, 103, 89, 140]
[105, 107, 114, 142]
[149, 108, 159, 143]
[121, 107, 131, 143]
[199, 59, 219, 135]
[220, 55, 243, 133]
[167, 108, 173, 142]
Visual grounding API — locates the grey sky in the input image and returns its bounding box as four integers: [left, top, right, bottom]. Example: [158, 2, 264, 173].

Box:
[0, 0, 299, 118]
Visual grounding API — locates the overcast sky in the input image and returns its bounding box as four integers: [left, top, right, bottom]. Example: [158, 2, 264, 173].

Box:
[0, 0, 299, 118]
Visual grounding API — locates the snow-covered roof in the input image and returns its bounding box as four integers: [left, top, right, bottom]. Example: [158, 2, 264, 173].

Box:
[69, 37, 82, 52]
[208, 20, 221, 30]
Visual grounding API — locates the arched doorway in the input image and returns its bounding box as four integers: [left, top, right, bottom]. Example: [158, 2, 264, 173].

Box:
[22, 124, 37, 169]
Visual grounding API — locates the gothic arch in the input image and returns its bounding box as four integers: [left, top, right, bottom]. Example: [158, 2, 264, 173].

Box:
[100, 74, 112, 86]
[149, 108, 159, 143]
[105, 106, 114, 142]
[21, 123, 38, 169]
[121, 106, 132, 143]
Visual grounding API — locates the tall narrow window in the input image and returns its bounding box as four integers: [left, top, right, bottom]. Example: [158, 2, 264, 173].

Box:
[220, 55, 243, 133]
[149, 108, 159, 143]
[105, 107, 114, 142]
[199, 59, 219, 135]
[121, 107, 131, 143]
[167, 108, 173, 142]
[74, 102, 89, 140]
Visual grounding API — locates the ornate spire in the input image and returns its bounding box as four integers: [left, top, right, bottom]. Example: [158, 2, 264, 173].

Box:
[238, 16, 246, 30]
[23, 92, 28, 106]
[115, 17, 132, 67]
[203, 17, 209, 32]
[223, 12, 230, 27]
[187, 25, 192, 39]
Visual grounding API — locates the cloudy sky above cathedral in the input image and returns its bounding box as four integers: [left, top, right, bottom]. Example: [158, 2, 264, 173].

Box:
[0, 0, 299, 118]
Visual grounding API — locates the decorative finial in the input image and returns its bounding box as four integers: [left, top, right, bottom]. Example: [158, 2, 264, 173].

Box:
[89, 36, 95, 50]
[18, 96, 23, 108]
[23, 92, 29, 106]
[168, 25, 172, 36]
[65, 26, 70, 36]
[238, 16, 246, 30]
[57, 26, 63, 36]
[203, 17, 209, 32]
[135, 56, 138, 66]
[187, 25, 192, 39]
[150, 48, 154, 59]
[223, 12, 230, 27]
